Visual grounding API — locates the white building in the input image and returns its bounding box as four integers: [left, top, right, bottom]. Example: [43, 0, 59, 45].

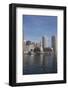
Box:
[28, 44, 35, 52]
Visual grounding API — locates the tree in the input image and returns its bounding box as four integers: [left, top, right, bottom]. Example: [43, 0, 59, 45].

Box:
[34, 47, 40, 53]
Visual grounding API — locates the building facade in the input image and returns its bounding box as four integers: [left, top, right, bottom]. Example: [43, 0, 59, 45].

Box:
[42, 36, 48, 51]
[51, 36, 57, 55]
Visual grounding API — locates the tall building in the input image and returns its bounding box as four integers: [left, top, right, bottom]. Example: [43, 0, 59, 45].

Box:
[51, 36, 57, 55]
[42, 36, 48, 50]
[40, 41, 43, 52]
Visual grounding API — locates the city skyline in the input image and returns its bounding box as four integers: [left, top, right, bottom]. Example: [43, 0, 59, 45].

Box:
[23, 35, 57, 58]
[24, 35, 56, 48]
[23, 15, 57, 47]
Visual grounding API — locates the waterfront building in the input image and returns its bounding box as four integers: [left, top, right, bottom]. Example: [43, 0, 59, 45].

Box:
[42, 36, 48, 51]
[28, 44, 35, 52]
[23, 40, 35, 54]
[40, 41, 43, 52]
[51, 36, 57, 55]
[35, 42, 41, 48]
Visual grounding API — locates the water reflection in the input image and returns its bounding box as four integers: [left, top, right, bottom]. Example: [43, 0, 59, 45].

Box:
[23, 54, 57, 75]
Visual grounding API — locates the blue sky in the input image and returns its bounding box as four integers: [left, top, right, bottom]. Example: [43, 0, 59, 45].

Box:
[23, 15, 57, 47]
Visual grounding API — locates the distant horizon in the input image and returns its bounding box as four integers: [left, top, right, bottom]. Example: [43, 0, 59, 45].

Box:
[23, 15, 57, 47]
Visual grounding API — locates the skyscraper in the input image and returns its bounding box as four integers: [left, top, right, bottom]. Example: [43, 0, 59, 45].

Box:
[51, 36, 57, 55]
[42, 36, 48, 51]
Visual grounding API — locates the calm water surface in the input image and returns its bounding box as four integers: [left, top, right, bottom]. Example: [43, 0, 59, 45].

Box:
[23, 54, 57, 75]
